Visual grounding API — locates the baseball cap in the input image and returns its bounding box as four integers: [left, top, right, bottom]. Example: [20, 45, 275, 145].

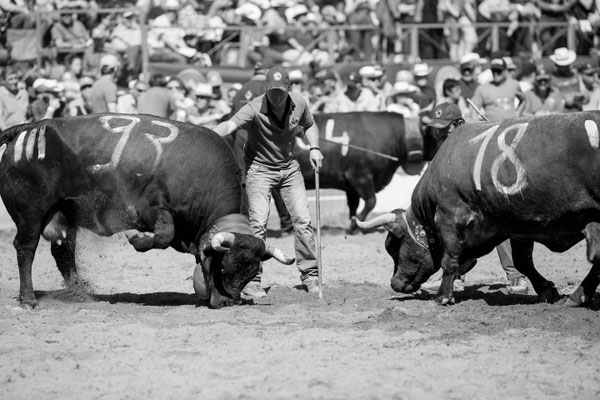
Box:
[429, 103, 463, 129]
[265, 65, 290, 92]
[490, 58, 507, 72]
[100, 54, 120, 69]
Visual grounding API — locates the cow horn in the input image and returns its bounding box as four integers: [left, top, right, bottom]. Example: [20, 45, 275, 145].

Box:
[266, 245, 295, 265]
[211, 232, 236, 252]
[356, 213, 397, 230]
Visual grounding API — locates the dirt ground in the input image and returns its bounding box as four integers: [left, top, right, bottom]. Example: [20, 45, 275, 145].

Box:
[1, 214, 600, 400]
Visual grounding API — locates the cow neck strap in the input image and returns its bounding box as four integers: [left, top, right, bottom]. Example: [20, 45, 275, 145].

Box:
[198, 214, 253, 263]
[402, 206, 431, 250]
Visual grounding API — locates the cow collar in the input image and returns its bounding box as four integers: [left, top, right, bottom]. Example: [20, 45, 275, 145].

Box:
[402, 206, 432, 250]
[198, 214, 254, 263]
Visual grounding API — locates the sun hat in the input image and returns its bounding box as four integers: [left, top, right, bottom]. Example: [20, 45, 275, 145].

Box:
[100, 54, 120, 69]
[413, 63, 433, 77]
[359, 65, 384, 79]
[194, 82, 215, 98]
[550, 47, 576, 66]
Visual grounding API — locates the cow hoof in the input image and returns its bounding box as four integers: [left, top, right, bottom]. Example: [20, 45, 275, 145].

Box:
[435, 295, 455, 306]
[537, 284, 560, 303]
[125, 230, 155, 252]
[565, 287, 590, 307]
[19, 299, 39, 311]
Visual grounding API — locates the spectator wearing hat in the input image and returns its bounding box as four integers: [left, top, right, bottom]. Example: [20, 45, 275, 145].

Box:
[289, 69, 309, 101]
[458, 52, 481, 100]
[136, 73, 179, 119]
[77, 76, 95, 114]
[89, 53, 120, 113]
[0, 66, 28, 130]
[29, 78, 65, 121]
[356, 65, 388, 111]
[549, 47, 587, 112]
[470, 57, 522, 122]
[386, 81, 421, 119]
[186, 82, 224, 129]
[310, 69, 355, 113]
[413, 63, 436, 111]
[519, 68, 564, 117]
[214, 65, 323, 298]
[343, 71, 363, 102]
[50, 7, 94, 62]
[579, 62, 600, 111]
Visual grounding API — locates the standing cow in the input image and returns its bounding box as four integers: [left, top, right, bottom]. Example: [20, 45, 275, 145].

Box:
[359, 112, 600, 307]
[293, 112, 425, 232]
[0, 114, 294, 309]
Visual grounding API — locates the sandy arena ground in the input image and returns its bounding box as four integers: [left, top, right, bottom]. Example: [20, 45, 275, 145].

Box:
[1, 178, 600, 400]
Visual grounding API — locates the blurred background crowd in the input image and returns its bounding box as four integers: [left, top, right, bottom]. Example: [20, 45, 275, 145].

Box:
[1, 0, 600, 131]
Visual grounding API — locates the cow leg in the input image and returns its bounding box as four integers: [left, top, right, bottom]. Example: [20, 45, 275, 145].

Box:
[127, 206, 174, 252]
[50, 225, 79, 284]
[436, 251, 459, 305]
[345, 187, 360, 234]
[567, 223, 600, 307]
[511, 239, 560, 303]
[348, 176, 376, 234]
[14, 224, 42, 309]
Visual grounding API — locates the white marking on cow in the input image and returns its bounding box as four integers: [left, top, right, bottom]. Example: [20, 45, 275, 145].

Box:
[13, 130, 27, 163]
[325, 119, 350, 156]
[144, 121, 179, 169]
[490, 123, 528, 195]
[469, 125, 499, 191]
[470, 123, 529, 194]
[89, 116, 140, 173]
[0, 144, 7, 163]
[37, 126, 46, 160]
[26, 128, 37, 161]
[585, 120, 599, 148]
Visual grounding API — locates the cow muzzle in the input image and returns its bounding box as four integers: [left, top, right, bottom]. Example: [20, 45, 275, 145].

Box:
[391, 276, 420, 293]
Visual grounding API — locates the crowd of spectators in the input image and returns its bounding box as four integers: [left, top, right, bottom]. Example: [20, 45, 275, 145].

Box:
[1, 0, 600, 132]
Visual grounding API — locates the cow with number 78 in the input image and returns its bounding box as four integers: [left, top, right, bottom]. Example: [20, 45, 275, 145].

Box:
[358, 111, 600, 307]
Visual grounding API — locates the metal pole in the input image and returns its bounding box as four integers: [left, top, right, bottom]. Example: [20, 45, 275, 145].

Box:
[319, 138, 399, 162]
[315, 167, 323, 299]
[466, 98, 489, 122]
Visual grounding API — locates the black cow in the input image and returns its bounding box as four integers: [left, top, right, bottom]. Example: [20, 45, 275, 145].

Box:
[293, 112, 425, 232]
[0, 114, 294, 309]
[359, 112, 600, 307]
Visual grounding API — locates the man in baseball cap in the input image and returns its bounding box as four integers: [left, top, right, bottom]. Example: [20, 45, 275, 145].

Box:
[429, 102, 464, 130]
[214, 65, 323, 298]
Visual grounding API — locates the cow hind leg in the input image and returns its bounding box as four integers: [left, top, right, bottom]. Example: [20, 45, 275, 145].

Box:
[14, 224, 42, 309]
[566, 223, 600, 307]
[345, 187, 360, 234]
[50, 225, 79, 284]
[511, 239, 560, 303]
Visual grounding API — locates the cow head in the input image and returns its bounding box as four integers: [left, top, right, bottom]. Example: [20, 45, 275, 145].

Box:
[194, 232, 294, 308]
[357, 210, 437, 293]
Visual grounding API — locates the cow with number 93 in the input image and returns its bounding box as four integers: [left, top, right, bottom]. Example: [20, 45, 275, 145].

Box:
[0, 114, 294, 310]
[359, 111, 600, 307]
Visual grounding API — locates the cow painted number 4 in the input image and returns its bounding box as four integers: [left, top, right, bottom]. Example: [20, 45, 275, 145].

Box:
[469, 122, 528, 195]
[296, 119, 350, 155]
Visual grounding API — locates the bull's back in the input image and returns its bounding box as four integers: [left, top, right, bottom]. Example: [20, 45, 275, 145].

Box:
[0, 114, 242, 231]
[417, 111, 600, 229]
